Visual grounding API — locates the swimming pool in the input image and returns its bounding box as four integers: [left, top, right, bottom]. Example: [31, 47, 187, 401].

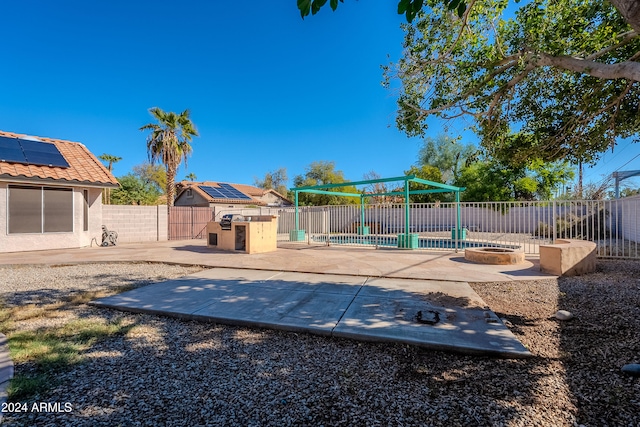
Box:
[311, 234, 520, 250]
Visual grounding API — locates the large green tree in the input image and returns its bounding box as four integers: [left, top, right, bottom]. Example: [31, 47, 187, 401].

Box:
[455, 157, 575, 201]
[417, 135, 477, 183]
[254, 167, 289, 198]
[111, 174, 161, 206]
[301, 0, 640, 166]
[132, 162, 167, 195]
[404, 164, 447, 202]
[385, 0, 640, 165]
[140, 107, 198, 207]
[293, 161, 359, 205]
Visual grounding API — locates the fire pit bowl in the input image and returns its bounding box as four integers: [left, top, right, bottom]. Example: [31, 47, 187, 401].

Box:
[464, 247, 525, 265]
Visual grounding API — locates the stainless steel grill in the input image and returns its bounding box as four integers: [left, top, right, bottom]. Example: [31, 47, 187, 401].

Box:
[220, 214, 244, 230]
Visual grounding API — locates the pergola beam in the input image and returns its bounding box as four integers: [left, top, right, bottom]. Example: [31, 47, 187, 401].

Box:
[289, 175, 466, 246]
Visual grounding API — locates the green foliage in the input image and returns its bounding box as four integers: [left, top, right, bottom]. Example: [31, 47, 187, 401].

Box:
[455, 158, 575, 201]
[111, 174, 161, 205]
[293, 161, 359, 205]
[297, 0, 466, 22]
[98, 153, 122, 172]
[132, 162, 167, 195]
[140, 107, 198, 207]
[386, 0, 640, 167]
[255, 167, 289, 198]
[618, 187, 640, 198]
[417, 135, 478, 183]
[404, 165, 448, 202]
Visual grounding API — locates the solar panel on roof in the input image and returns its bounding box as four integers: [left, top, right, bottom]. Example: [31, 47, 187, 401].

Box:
[199, 186, 224, 199]
[0, 136, 27, 163]
[199, 184, 252, 200]
[0, 136, 69, 168]
[219, 183, 252, 200]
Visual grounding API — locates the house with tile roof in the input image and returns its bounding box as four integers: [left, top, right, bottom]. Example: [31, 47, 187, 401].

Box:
[0, 130, 119, 253]
[174, 181, 292, 209]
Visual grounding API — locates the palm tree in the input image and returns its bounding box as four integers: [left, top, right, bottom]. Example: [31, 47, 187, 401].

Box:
[98, 153, 122, 204]
[185, 172, 197, 181]
[140, 107, 198, 207]
[98, 153, 122, 172]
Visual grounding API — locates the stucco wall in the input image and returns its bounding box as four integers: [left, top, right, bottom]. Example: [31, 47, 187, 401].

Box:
[259, 192, 291, 206]
[0, 183, 103, 253]
[102, 205, 168, 243]
[175, 190, 209, 207]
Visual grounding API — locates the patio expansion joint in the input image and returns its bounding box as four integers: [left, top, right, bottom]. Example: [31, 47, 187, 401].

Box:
[330, 276, 370, 335]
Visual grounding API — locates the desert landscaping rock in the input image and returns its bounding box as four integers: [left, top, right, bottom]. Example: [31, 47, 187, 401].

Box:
[555, 309, 574, 321]
[0, 260, 639, 426]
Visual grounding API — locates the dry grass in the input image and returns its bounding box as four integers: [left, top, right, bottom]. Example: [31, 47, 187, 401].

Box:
[1, 261, 639, 426]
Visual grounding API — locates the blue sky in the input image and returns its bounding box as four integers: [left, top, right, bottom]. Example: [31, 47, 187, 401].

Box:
[1, 0, 638, 192]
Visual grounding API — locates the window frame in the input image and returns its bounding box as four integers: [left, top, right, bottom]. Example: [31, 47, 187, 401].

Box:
[7, 184, 75, 234]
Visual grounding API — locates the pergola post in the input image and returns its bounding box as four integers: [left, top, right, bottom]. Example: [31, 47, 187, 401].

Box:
[453, 190, 466, 250]
[290, 190, 305, 241]
[398, 179, 418, 248]
[358, 195, 369, 235]
[289, 175, 465, 249]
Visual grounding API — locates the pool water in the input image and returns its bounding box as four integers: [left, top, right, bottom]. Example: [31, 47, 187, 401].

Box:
[311, 234, 520, 250]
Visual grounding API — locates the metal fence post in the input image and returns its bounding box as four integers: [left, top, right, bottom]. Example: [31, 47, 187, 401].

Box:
[552, 200, 557, 243]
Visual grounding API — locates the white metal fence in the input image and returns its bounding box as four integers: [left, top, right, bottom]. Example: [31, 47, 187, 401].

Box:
[270, 199, 639, 258]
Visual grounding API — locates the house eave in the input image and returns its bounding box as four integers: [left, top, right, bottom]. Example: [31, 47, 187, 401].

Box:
[0, 174, 119, 189]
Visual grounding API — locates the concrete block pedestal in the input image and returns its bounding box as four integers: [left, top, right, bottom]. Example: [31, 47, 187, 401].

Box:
[289, 229, 306, 242]
[397, 233, 419, 249]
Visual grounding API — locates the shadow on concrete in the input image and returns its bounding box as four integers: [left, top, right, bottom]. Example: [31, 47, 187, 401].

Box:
[91, 269, 530, 358]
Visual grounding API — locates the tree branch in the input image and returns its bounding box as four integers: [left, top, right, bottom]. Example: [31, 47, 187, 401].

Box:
[535, 52, 640, 81]
[584, 30, 638, 60]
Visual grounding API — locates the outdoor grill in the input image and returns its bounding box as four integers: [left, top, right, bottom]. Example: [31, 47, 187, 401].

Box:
[207, 214, 278, 254]
[219, 214, 244, 231]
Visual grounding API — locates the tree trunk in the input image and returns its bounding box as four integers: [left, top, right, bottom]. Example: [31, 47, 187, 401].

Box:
[166, 164, 177, 207]
[609, 0, 640, 33]
[577, 161, 583, 199]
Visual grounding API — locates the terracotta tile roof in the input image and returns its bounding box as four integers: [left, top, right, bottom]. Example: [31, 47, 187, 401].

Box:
[0, 130, 118, 187]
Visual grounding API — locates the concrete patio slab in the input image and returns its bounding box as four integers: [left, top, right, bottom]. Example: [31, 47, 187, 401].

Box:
[92, 268, 532, 358]
[334, 295, 530, 357]
[190, 286, 357, 335]
[264, 272, 367, 295]
[0, 239, 555, 283]
[359, 277, 485, 306]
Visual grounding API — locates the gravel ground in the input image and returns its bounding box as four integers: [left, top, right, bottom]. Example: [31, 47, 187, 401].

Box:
[1, 260, 639, 426]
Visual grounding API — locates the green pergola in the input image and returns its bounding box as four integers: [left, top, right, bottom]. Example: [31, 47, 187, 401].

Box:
[289, 175, 466, 249]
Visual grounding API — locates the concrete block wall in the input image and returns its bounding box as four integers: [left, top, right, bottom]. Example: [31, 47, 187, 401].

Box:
[102, 205, 168, 243]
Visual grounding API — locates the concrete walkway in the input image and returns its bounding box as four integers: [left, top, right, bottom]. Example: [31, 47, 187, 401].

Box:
[0, 239, 553, 282]
[0, 239, 552, 389]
